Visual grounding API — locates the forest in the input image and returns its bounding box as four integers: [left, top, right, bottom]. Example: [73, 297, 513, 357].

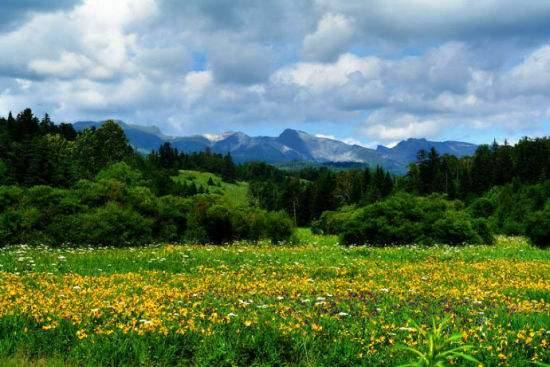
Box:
[0, 108, 548, 248]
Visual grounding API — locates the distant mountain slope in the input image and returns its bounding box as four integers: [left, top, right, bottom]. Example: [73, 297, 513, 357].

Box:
[73, 121, 478, 174]
[376, 138, 478, 163]
[73, 120, 166, 152]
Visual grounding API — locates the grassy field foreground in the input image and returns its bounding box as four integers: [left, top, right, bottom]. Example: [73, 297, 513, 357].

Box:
[0, 231, 548, 366]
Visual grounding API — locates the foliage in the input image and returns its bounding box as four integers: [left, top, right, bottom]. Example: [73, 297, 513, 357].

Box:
[0, 165, 294, 246]
[0, 108, 548, 247]
[63, 203, 153, 246]
[264, 211, 295, 244]
[403, 138, 550, 199]
[312, 206, 357, 235]
[525, 203, 550, 249]
[339, 193, 493, 246]
[0, 236, 547, 366]
[470, 181, 550, 246]
[397, 317, 479, 367]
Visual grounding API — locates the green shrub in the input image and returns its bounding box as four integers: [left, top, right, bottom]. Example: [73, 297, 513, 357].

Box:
[473, 219, 494, 245]
[0, 174, 294, 246]
[95, 162, 146, 187]
[75, 179, 125, 207]
[525, 204, 550, 248]
[185, 196, 294, 244]
[0, 208, 42, 245]
[265, 211, 294, 244]
[0, 186, 23, 212]
[231, 207, 267, 242]
[313, 206, 356, 235]
[204, 205, 233, 244]
[484, 182, 550, 236]
[0, 160, 7, 185]
[126, 186, 158, 215]
[469, 197, 495, 218]
[340, 193, 492, 246]
[432, 211, 482, 245]
[154, 195, 189, 241]
[70, 203, 153, 246]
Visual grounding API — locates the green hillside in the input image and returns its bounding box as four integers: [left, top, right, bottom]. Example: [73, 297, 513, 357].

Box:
[172, 170, 249, 206]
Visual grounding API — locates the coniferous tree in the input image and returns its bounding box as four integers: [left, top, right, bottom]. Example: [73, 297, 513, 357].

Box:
[16, 108, 39, 141]
[493, 140, 514, 185]
[470, 145, 494, 194]
[39, 113, 54, 134]
[221, 153, 237, 182]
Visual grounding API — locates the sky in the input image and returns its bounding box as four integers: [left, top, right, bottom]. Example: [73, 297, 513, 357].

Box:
[1, 0, 550, 147]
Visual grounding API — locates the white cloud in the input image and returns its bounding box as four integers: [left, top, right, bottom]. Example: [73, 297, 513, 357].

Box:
[209, 43, 274, 85]
[500, 45, 550, 96]
[29, 52, 93, 79]
[302, 13, 354, 62]
[183, 71, 213, 103]
[272, 53, 381, 93]
[361, 112, 442, 141]
[0, 0, 548, 142]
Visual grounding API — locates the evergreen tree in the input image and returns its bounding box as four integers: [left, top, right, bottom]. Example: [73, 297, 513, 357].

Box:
[158, 142, 178, 169]
[74, 120, 134, 178]
[39, 113, 54, 134]
[58, 123, 77, 141]
[471, 145, 494, 194]
[221, 153, 237, 182]
[493, 140, 514, 185]
[16, 108, 39, 141]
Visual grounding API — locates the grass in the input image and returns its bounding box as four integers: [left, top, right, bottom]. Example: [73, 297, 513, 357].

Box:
[0, 232, 548, 366]
[172, 170, 249, 206]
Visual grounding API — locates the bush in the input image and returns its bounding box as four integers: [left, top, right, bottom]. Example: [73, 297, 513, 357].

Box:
[525, 204, 550, 248]
[469, 197, 495, 218]
[0, 172, 295, 246]
[340, 193, 493, 246]
[185, 195, 294, 244]
[95, 162, 146, 187]
[484, 182, 550, 236]
[0, 186, 23, 212]
[313, 206, 356, 235]
[154, 195, 189, 242]
[473, 219, 494, 245]
[231, 207, 267, 242]
[265, 211, 294, 244]
[432, 211, 482, 245]
[204, 205, 233, 244]
[70, 203, 153, 246]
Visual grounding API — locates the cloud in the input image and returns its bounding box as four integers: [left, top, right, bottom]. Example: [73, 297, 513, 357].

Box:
[0, 0, 80, 31]
[272, 53, 382, 93]
[500, 45, 550, 96]
[183, 71, 213, 104]
[0, 0, 549, 143]
[302, 13, 354, 62]
[209, 43, 274, 85]
[360, 111, 443, 141]
[317, 0, 550, 43]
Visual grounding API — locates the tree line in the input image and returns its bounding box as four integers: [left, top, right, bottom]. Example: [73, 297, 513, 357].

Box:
[0, 108, 548, 247]
[401, 139, 549, 198]
[0, 109, 290, 246]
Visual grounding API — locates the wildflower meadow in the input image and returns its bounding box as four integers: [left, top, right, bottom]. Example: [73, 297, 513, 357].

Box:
[0, 231, 548, 366]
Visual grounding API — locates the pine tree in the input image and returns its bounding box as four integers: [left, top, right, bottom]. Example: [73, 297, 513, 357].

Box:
[16, 108, 39, 141]
[471, 145, 494, 194]
[39, 113, 54, 134]
[221, 153, 237, 182]
[493, 140, 514, 185]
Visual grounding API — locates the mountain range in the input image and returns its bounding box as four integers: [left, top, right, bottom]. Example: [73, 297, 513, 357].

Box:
[73, 121, 478, 174]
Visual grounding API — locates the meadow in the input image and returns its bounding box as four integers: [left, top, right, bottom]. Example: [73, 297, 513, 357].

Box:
[0, 231, 548, 366]
[171, 170, 249, 206]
